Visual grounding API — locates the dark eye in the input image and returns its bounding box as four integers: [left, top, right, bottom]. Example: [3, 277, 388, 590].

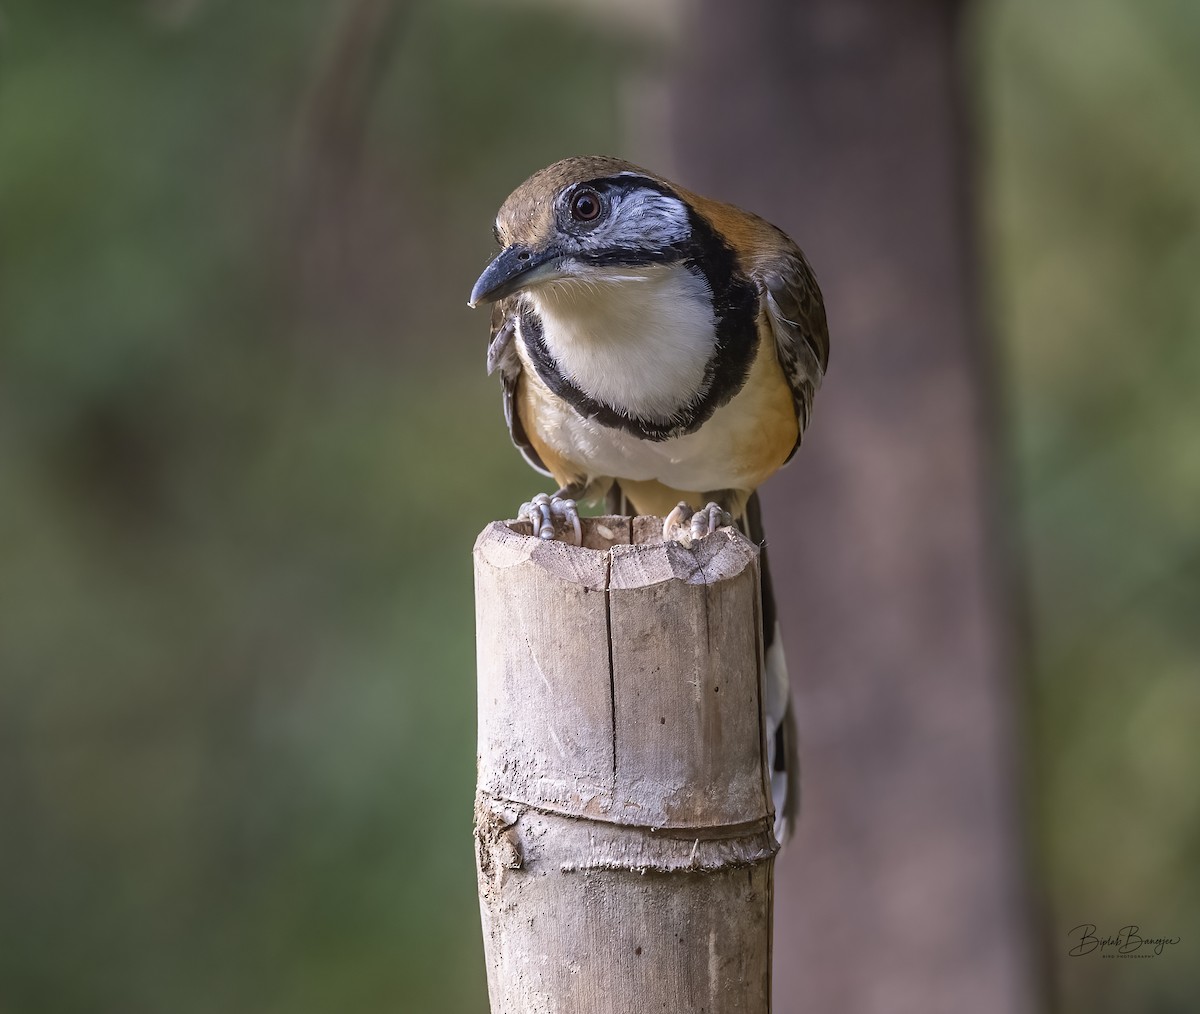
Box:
[570, 188, 602, 222]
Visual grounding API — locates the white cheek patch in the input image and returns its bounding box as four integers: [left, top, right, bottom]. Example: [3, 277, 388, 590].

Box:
[583, 190, 691, 251]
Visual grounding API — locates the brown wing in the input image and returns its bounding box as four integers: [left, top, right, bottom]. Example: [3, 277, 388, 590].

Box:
[487, 299, 552, 477]
[685, 190, 829, 460]
[751, 243, 829, 460]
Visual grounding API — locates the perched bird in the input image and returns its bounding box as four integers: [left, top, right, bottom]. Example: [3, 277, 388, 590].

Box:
[468, 156, 828, 843]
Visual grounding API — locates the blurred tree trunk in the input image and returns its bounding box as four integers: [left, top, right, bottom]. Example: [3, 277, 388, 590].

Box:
[671, 2, 1038, 1012]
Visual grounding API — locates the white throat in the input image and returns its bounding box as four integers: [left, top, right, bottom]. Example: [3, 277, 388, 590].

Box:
[527, 264, 717, 421]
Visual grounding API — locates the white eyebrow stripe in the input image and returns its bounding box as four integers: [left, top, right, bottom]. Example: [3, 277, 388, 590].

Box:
[602, 189, 691, 248]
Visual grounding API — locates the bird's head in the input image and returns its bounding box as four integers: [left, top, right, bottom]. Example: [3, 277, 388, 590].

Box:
[468, 156, 696, 308]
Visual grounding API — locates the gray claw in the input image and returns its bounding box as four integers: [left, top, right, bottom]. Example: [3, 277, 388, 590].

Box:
[691, 502, 732, 539]
[662, 501, 694, 543]
[518, 492, 581, 545]
[663, 500, 731, 545]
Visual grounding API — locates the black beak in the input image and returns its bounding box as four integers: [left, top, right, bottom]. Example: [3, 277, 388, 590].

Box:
[468, 245, 560, 307]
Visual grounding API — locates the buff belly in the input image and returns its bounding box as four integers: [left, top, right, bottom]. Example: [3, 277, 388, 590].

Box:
[519, 328, 799, 511]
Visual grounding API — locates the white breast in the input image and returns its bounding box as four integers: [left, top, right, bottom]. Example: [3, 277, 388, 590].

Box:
[528, 263, 716, 422]
[518, 312, 787, 494]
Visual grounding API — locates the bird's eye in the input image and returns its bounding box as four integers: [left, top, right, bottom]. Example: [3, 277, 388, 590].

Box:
[570, 188, 602, 222]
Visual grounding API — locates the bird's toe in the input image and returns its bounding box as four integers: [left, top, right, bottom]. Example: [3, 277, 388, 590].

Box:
[517, 492, 581, 545]
[690, 501, 732, 540]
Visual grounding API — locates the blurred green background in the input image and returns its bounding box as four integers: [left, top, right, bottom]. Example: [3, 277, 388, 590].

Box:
[1, 0, 1196, 1011]
[981, 0, 1200, 1008]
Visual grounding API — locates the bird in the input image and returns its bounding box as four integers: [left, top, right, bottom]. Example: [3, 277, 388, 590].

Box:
[468, 155, 828, 844]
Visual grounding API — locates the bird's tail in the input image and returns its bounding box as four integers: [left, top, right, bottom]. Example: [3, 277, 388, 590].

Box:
[606, 483, 630, 516]
[743, 492, 798, 846]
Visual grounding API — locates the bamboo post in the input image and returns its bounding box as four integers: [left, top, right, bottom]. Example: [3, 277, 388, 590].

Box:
[473, 515, 778, 1014]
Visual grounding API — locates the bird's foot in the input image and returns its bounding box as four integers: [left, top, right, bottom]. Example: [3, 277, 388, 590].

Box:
[662, 501, 732, 545]
[518, 492, 582, 546]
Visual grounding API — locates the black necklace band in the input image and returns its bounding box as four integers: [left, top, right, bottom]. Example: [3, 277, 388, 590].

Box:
[520, 197, 760, 442]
